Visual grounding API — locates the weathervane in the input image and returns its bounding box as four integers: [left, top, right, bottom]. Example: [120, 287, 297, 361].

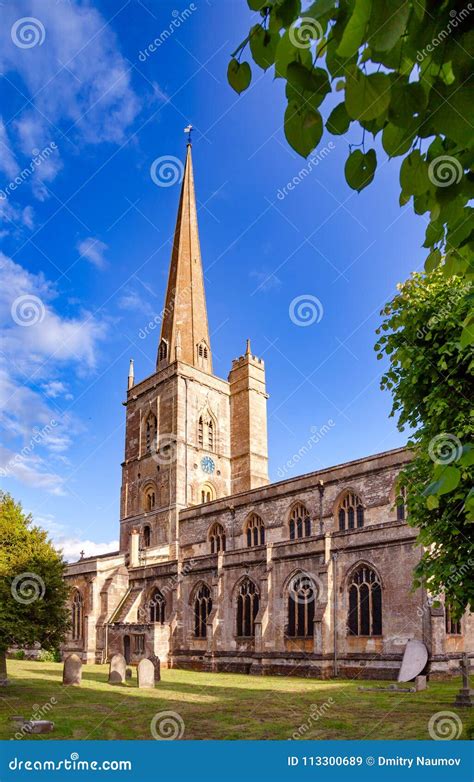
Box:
[184, 124, 193, 145]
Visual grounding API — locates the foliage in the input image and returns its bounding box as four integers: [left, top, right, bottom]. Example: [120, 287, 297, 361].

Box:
[375, 271, 473, 615]
[0, 492, 70, 678]
[229, 1, 474, 329]
[37, 648, 61, 663]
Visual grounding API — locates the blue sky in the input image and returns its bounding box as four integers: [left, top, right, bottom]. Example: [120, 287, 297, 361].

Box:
[0, 0, 424, 559]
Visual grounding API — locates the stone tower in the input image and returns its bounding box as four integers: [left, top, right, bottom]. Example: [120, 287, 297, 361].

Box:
[119, 141, 268, 559]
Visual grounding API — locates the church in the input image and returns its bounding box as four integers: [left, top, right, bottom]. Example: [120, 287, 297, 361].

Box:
[63, 143, 471, 679]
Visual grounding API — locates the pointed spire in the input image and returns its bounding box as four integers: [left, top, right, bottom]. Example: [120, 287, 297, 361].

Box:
[157, 143, 212, 372]
[245, 338, 251, 357]
[128, 358, 134, 390]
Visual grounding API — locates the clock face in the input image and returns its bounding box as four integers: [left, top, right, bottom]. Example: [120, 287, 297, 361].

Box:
[201, 456, 215, 474]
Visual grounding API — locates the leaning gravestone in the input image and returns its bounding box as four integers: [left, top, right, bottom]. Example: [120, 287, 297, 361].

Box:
[148, 654, 161, 683]
[398, 640, 428, 683]
[137, 658, 155, 689]
[108, 653, 126, 685]
[62, 653, 82, 686]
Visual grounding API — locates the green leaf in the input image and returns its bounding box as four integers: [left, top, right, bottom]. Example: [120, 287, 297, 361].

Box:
[286, 62, 330, 95]
[388, 81, 426, 128]
[227, 59, 251, 94]
[274, 30, 312, 78]
[275, 0, 301, 28]
[460, 317, 474, 348]
[459, 445, 474, 468]
[368, 1, 411, 51]
[426, 495, 439, 510]
[425, 466, 461, 497]
[247, 0, 267, 9]
[400, 150, 430, 196]
[382, 122, 416, 157]
[424, 248, 441, 273]
[345, 68, 391, 121]
[344, 148, 377, 192]
[249, 25, 279, 71]
[336, 0, 372, 58]
[326, 102, 351, 135]
[284, 102, 323, 157]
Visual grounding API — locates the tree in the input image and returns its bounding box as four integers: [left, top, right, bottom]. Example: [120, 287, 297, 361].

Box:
[0, 493, 70, 683]
[375, 271, 473, 615]
[228, 1, 473, 342]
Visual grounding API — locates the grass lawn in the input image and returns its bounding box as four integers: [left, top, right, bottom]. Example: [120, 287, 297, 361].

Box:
[0, 660, 472, 741]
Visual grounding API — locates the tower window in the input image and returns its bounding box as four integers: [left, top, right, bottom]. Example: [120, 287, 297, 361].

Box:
[143, 525, 151, 548]
[347, 565, 382, 636]
[236, 578, 259, 637]
[396, 484, 407, 521]
[289, 503, 311, 540]
[144, 486, 156, 512]
[338, 492, 364, 531]
[145, 413, 157, 455]
[198, 412, 216, 452]
[194, 584, 212, 638]
[197, 341, 210, 368]
[287, 575, 316, 638]
[158, 339, 168, 363]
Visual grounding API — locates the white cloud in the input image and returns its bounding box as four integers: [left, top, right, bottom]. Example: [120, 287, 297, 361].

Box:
[55, 537, 119, 562]
[250, 269, 282, 292]
[77, 236, 108, 269]
[41, 380, 72, 399]
[0, 118, 18, 179]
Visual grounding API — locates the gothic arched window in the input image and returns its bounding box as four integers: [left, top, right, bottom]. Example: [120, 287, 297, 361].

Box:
[200, 483, 216, 504]
[149, 588, 165, 624]
[194, 584, 212, 638]
[289, 503, 311, 540]
[145, 413, 157, 454]
[445, 604, 462, 635]
[348, 565, 382, 636]
[198, 412, 216, 452]
[396, 484, 407, 521]
[144, 487, 156, 512]
[158, 339, 168, 363]
[143, 525, 151, 548]
[71, 589, 83, 641]
[208, 419, 214, 451]
[245, 513, 265, 547]
[338, 492, 364, 531]
[236, 578, 260, 637]
[287, 574, 316, 638]
[209, 522, 226, 553]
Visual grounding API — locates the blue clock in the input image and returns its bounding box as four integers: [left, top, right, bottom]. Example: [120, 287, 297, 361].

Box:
[201, 456, 215, 474]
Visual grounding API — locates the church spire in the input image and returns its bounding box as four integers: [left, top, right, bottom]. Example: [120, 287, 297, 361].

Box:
[157, 140, 212, 372]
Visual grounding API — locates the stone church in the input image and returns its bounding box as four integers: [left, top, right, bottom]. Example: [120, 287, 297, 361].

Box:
[63, 143, 471, 679]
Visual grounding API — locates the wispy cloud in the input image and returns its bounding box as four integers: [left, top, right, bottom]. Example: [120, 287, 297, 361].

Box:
[77, 236, 108, 269]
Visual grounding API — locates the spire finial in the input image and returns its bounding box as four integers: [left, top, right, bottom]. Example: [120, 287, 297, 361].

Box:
[245, 338, 251, 356]
[184, 124, 193, 146]
[128, 358, 135, 390]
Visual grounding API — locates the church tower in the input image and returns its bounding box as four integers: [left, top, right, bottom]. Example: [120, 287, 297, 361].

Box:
[119, 139, 268, 560]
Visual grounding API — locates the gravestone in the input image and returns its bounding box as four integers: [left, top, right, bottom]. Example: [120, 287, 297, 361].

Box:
[62, 653, 82, 686]
[148, 654, 161, 683]
[398, 640, 428, 683]
[415, 675, 427, 691]
[125, 667, 133, 680]
[454, 653, 473, 708]
[137, 658, 155, 689]
[108, 653, 126, 685]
